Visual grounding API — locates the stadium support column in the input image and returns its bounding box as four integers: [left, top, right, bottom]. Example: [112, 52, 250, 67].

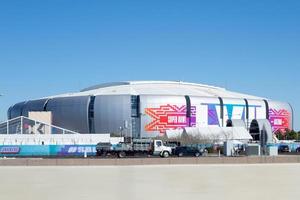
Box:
[244, 99, 249, 130]
[88, 96, 96, 133]
[218, 97, 224, 127]
[185, 95, 191, 127]
[263, 99, 270, 120]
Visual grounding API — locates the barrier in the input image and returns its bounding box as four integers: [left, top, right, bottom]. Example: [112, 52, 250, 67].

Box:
[0, 145, 97, 157]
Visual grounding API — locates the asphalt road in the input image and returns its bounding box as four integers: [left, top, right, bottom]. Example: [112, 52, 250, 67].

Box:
[0, 164, 299, 200]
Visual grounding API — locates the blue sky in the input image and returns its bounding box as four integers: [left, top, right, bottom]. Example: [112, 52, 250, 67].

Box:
[0, 0, 299, 130]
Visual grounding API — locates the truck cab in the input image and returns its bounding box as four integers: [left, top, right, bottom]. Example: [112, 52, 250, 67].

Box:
[152, 140, 172, 158]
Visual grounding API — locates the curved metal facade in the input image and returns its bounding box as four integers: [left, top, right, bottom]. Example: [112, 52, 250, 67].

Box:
[10, 101, 27, 119]
[8, 82, 294, 138]
[94, 95, 132, 136]
[22, 99, 49, 117]
[45, 96, 90, 133]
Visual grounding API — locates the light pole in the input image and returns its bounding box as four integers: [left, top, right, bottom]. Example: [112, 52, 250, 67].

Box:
[119, 126, 123, 138]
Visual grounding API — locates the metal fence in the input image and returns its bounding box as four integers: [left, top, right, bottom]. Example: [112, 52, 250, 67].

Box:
[0, 116, 79, 135]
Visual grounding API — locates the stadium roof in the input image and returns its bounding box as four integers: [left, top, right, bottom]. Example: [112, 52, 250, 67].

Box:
[45, 81, 265, 100]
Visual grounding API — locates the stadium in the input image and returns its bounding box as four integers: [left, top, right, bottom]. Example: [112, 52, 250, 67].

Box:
[8, 81, 293, 138]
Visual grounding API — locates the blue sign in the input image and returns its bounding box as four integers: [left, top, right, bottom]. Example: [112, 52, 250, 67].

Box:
[0, 145, 97, 157]
[0, 146, 20, 154]
[57, 145, 96, 156]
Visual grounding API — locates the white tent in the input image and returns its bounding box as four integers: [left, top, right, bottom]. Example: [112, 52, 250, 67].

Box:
[166, 129, 184, 139]
[166, 126, 253, 141]
[185, 126, 253, 141]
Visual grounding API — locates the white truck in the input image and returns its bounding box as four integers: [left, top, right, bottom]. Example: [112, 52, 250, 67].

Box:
[96, 139, 173, 158]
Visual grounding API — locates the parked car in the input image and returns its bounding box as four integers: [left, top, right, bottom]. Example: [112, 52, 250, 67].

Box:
[278, 144, 290, 153]
[174, 146, 202, 157]
[165, 141, 181, 152]
[296, 146, 300, 153]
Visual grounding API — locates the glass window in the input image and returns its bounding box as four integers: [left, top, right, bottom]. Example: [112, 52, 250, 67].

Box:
[156, 141, 162, 147]
[131, 96, 139, 117]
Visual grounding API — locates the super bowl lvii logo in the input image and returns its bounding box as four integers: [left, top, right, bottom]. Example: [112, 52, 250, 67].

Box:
[144, 104, 196, 134]
[269, 109, 290, 133]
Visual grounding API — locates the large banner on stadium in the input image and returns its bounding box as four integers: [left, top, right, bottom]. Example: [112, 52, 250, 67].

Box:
[142, 96, 292, 135]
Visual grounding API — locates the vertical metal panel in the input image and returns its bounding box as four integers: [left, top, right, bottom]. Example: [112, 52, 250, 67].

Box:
[46, 96, 90, 133]
[94, 95, 132, 137]
[140, 95, 187, 138]
[10, 101, 27, 119]
[21, 99, 50, 117]
[189, 96, 221, 127]
[268, 100, 293, 133]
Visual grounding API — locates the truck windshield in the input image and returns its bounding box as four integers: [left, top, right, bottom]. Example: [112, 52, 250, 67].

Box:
[156, 141, 162, 147]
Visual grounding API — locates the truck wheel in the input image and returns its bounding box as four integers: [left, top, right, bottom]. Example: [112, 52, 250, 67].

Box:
[118, 151, 126, 158]
[202, 149, 208, 157]
[162, 151, 170, 158]
[102, 151, 107, 157]
[96, 151, 102, 156]
[195, 152, 200, 157]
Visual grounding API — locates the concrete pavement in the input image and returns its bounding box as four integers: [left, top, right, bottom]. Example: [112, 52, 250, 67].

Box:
[1, 155, 300, 166]
[0, 164, 299, 200]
